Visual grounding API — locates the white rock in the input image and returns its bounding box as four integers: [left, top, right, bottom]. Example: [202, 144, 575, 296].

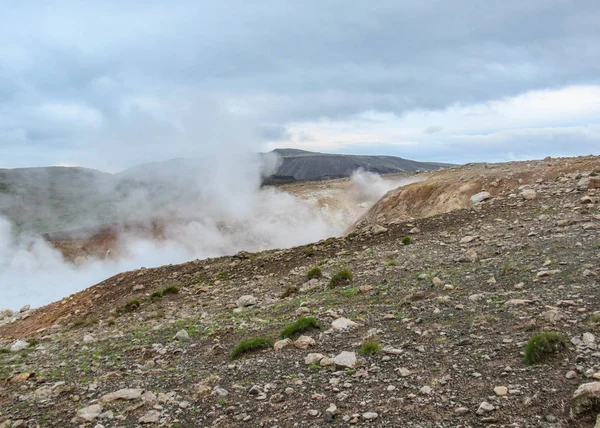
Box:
[331, 317, 358, 331]
[10, 340, 29, 352]
[237, 295, 258, 308]
[419, 385, 432, 395]
[460, 235, 478, 244]
[494, 386, 508, 396]
[305, 353, 325, 365]
[77, 404, 103, 422]
[274, 338, 293, 351]
[101, 388, 144, 402]
[521, 189, 537, 200]
[19, 305, 30, 313]
[397, 367, 411, 377]
[0, 309, 13, 320]
[139, 410, 161, 424]
[362, 412, 378, 420]
[294, 335, 316, 349]
[476, 401, 495, 414]
[470, 191, 491, 205]
[333, 351, 357, 368]
[174, 330, 190, 341]
[83, 334, 95, 343]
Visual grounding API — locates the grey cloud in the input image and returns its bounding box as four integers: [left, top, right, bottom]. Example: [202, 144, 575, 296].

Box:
[0, 1, 599, 166]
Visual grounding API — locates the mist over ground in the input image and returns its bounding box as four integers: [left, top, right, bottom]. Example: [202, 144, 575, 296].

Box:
[0, 154, 417, 310]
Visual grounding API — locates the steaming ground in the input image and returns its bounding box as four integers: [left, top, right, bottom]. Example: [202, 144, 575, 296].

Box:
[0, 170, 419, 310]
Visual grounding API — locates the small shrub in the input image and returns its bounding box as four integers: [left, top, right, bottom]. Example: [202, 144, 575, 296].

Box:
[0, 348, 10, 354]
[280, 317, 320, 339]
[230, 337, 274, 360]
[386, 259, 398, 267]
[346, 232, 358, 239]
[524, 332, 568, 365]
[309, 364, 323, 371]
[307, 267, 322, 280]
[401, 236, 411, 245]
[150, 290, 164, 299]
[117, 298, 141, 314]
[361, 341, 382, 355]
[280, 285, 299, 298]
[151, 285, 180, 299]
[329, 269, 353, 288]
[125, 299, 141, 310]
[162, 285, 179, 295]
[304, 248, 315, 257]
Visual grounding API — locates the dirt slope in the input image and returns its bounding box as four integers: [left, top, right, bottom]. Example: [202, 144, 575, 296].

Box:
[0, 156, 599, 427]
[351, 155, 600, 233]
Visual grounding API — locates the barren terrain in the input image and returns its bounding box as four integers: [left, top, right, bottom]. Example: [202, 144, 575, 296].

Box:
[1, 156, 600, 427]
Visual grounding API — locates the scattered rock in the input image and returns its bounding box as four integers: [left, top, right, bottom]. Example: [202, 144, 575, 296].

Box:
[477, 401, 495, 415]
[10, 340, 29, 352]
[294, 335, 316, 349]
[333, 351, 357, 368]
[274, 338, 293, 351]
[101, 388, 144, 402]
[471, 191, 491, 204]
[331, 317, 358, 331]
[237, 295, 258, 308]
[76, 404, 103, 422]
[174, 330, 190, 341]
[139, 410, 161, 424]
[494, 386, 508, 396]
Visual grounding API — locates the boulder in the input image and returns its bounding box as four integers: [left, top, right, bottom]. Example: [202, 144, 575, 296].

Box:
[470, 192, 491, 205]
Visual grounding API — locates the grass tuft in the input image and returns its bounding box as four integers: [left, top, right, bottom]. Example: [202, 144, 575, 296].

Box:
[230, 337, 274, 360]
[280, 317, 320, 339]
[361, 341, 382, 355]
[117, 298, 141, 314]
[329, 269, 353, 288]
[307, 267, 322, 280]
[524, 332, 568, 365]
[151, 285, 180, 299]
[401, 236, 411, 245]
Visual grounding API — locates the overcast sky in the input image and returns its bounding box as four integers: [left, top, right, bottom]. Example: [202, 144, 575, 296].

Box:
[1, 0, 599, 170]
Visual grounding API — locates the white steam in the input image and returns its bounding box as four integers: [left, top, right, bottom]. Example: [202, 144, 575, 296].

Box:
[0, 162, 419, 311]
[0, 98, 421, 310]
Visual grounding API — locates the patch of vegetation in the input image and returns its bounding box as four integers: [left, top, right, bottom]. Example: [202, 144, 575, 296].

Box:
[304, 248, 315, 257]
[317, 259, 329, 266]
[151, 285, 180, 299]
[307, 267, 322, 280]
[361, 340, 382, 355]
[346, 232, 358, 239]
[280, 285, 299, 298]
[386, 259, 398, 267]
[524, 332, 568, 365]
[72, 316, 99, 328]
[116, 298, 141, 314]
[340, 287, 360, 297]
[280, 317, 320, 339]
[401, 236, 411, 245]
[329, 269, 353, 288]
[0, 348, 10, 354]
[308, 364, 323, 371]
[230, 337, 274, 360]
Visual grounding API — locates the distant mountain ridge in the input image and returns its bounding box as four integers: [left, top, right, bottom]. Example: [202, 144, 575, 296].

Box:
[0, 149, 452, 233]
[268, 148, 451, 182]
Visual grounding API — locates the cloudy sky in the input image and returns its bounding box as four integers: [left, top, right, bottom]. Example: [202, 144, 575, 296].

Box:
[1, 0, 599, 170]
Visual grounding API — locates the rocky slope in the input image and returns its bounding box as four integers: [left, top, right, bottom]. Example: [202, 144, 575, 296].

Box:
[0, 156, 600, 427]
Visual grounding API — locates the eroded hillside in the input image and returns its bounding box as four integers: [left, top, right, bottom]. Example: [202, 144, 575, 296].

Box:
[0, 156, 600, 427]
